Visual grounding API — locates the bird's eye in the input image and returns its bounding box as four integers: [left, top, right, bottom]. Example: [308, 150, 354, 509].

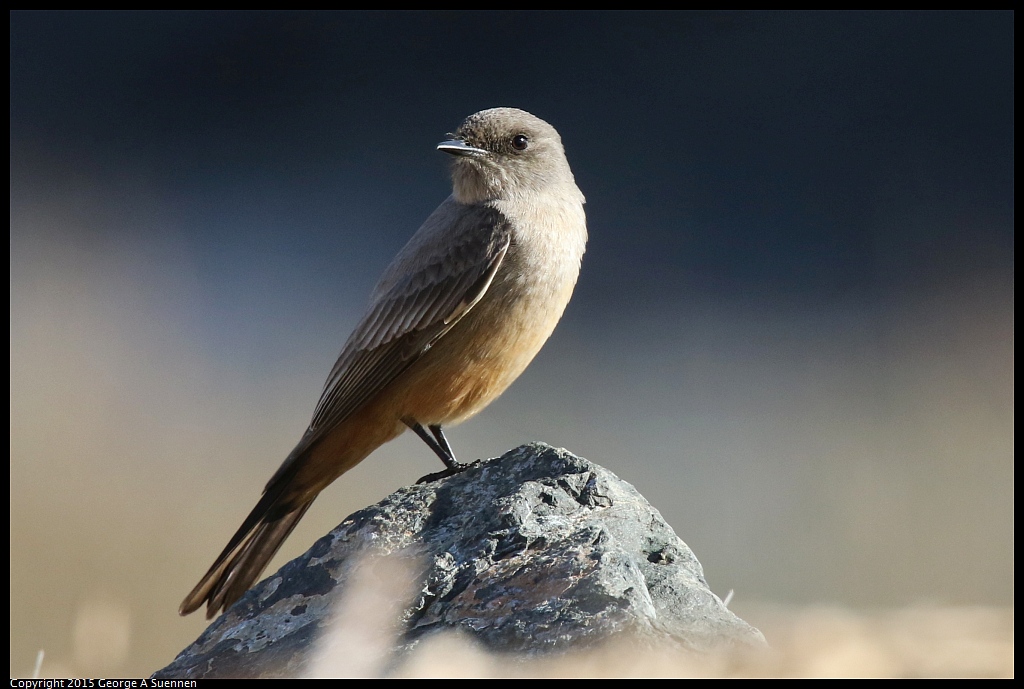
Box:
[511, 134, 529, 151]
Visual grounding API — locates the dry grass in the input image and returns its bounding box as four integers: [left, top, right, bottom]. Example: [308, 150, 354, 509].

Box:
[325, 604, 1013, 678]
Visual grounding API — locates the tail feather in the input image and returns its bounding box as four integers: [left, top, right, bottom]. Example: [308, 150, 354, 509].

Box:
[180, 490, 315, 619]
[208, 503, 313, 616]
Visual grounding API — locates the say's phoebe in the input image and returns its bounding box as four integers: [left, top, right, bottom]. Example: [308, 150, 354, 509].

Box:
[180, 108, 588, 618]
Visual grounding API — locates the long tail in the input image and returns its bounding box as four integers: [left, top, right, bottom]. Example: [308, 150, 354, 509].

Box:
[180, 486, 315, 619]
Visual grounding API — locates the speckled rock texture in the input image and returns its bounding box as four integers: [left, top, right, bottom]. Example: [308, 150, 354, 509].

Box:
[155, 443, 764, 678]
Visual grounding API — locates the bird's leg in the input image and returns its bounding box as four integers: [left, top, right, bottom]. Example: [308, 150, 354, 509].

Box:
[403, 418, 459, 468]
[429, 424, 456, 462]
[402, 418, 476, 483]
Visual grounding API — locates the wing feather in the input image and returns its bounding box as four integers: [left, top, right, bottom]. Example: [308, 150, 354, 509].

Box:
[301, 202, 512, 452]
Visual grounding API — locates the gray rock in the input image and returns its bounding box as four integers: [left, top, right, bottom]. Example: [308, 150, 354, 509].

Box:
[155, 443, 765, 678]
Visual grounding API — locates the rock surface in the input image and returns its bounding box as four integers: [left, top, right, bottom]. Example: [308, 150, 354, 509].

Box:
[155, 443, 764, 678]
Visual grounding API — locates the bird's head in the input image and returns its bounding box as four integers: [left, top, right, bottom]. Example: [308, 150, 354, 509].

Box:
[438, 108, 579, 205]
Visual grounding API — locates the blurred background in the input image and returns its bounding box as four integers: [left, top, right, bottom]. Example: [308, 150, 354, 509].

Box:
[10, 11, 1013, 677]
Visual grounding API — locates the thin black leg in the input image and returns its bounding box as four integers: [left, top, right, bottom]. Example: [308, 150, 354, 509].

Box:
[402, 418, 477, 483]
[429, 425, 455, 461]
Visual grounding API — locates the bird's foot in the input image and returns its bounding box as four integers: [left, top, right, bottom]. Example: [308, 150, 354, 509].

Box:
[416, 459, 481, 484]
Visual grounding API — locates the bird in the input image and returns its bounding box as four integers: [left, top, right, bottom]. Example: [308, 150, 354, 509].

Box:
[179, 107, 588, 619]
